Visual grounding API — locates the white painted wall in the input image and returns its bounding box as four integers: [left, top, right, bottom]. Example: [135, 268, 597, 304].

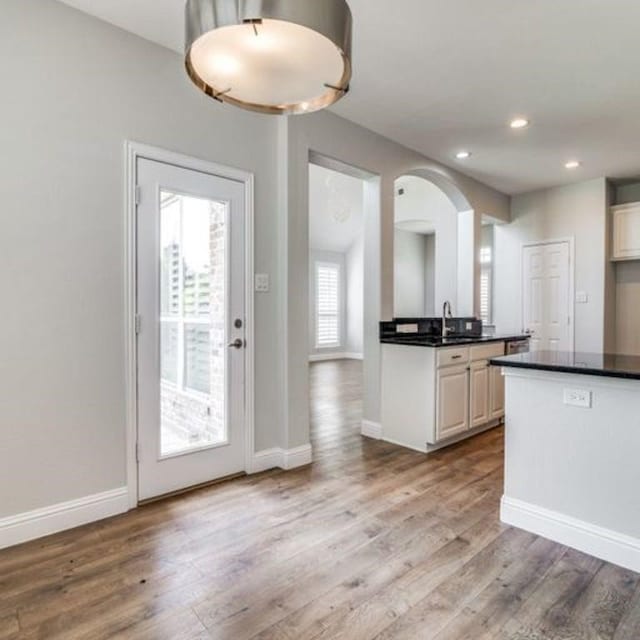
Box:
[346, 236, 364, 355]
[494, 178, 609, 353]
[0, 0, 283, 518]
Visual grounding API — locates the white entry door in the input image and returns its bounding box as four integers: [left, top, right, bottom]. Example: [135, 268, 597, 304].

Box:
[522, 241, 572, 352]
[136, 158, 247, 501]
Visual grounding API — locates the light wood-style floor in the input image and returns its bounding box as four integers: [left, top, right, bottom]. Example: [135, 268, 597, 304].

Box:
[2, 359, 640, 639]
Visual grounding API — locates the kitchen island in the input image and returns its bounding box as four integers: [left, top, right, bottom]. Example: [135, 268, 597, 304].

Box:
[490, 350, 640, 572]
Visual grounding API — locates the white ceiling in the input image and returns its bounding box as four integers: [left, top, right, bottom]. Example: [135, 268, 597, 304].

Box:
[309, 164, 364, 253]
[58, 0, 640, 195]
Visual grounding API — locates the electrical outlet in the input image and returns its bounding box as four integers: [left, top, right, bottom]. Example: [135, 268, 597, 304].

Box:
[255, 273, 270, 293]
[563, 388, 592, 408]
[397, 324, 419, 334]
[575, 291, 589, 304]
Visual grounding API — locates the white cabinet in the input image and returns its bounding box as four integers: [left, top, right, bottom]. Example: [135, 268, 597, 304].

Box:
[436, 365, 469, 440]
[612, 203, 640, 261]
[489, 365, 505, 420]
[381, 340, 506, 453]
[469, 362, 490, 428]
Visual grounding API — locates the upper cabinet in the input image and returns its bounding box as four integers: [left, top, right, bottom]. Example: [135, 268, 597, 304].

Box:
[612, 202, 640, 261]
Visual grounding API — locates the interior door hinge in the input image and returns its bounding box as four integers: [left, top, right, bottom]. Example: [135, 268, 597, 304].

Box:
[135, 314, 142, 335]
[135, 185, 141, 206]
[135, 442, 140, 463]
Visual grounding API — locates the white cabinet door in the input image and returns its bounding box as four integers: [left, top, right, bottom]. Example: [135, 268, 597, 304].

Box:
[469, 362, 490, 428]
[489, 366, 505, 420]
[612, 204, 640, 260]
[436, 365, 469, 441]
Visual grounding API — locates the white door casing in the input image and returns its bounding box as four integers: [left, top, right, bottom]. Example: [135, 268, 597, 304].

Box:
[134, 154, 250, 501]
[522, 241, 573, 352]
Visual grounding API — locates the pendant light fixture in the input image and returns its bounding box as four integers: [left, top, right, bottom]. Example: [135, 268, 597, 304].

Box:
[185, 0, 353, 115]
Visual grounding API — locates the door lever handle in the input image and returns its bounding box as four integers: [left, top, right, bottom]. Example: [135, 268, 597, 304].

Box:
[228, 338, 245, 349]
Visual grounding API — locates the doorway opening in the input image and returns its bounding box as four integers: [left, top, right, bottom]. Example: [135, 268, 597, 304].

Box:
[393, 174, 475, 320]
[307, 160, 367, 449]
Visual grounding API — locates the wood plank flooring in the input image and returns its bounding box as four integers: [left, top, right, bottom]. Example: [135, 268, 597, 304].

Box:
[1, 359, 639, 639]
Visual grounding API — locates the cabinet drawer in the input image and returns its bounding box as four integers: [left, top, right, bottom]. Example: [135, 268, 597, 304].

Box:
[437, 347, 469, 368]
[470, 342, 505, 362]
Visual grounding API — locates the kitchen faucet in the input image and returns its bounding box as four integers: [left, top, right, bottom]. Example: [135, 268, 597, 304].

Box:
[442, 301, 454, 338]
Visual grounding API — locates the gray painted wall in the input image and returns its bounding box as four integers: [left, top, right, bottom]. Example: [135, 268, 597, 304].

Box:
[614, 182, 640, 205]
[394, 230, 427, 317]
[424, 235, 436, 316]
[284, 112, 509, 446]
[0, 0, 283, 517]
[494, 178, 610, 353]
[0, 0, 510, 521]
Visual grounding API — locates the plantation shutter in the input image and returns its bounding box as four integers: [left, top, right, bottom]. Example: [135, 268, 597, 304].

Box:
[316, 263, 340, 347]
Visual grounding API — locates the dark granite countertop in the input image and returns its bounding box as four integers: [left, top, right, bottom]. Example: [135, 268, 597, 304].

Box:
[490, 351, 640, 381]
[381, 334, 530, 348]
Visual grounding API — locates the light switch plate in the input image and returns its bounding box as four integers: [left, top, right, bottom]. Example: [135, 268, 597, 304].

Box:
[563, 388, 592, 408]
[255, 273, 270, 293]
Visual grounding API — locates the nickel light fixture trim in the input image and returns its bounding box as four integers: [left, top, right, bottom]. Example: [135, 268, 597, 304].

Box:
[185, 0, 353, 115]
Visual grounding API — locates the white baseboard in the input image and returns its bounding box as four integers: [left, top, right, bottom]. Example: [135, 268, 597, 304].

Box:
[501, 496, 640, 573]
[250, 444, 313, 473]
[361, 420, 382, 439]
[282, 444, 313, 470]
[309, 352, 363, 362]
[0, 487, 129, 551]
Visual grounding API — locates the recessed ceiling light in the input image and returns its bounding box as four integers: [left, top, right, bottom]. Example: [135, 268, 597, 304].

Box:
[565, 160, 581, 169]
[456, 151, 471, 160]
[510, 118, 530, 129]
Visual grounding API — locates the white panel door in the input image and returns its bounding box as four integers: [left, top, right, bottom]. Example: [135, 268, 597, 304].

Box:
[137, 158, 246, 501]
[522, 242, 571, 352]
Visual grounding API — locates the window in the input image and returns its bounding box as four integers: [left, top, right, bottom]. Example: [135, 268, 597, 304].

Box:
[480, 246, 492, 324]
[160, 191, 226, 397]
[315, 262, 341, 348]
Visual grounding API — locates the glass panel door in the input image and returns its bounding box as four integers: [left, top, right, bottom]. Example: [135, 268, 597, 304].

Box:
[136, 158, 246, 501]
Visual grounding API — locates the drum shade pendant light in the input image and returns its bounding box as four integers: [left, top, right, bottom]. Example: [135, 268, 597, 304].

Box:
[185, 0, 353, 115]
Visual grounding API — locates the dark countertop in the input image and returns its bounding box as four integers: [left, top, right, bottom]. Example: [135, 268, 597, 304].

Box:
[380, 334, 530, 348]
[490, 351, 640, 381]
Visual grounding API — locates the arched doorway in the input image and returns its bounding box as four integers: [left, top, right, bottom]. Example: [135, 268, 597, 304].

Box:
[393, 172, 476, 319]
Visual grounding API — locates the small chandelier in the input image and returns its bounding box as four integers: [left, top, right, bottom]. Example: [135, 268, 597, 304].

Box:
[185, 0, 353, 116]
